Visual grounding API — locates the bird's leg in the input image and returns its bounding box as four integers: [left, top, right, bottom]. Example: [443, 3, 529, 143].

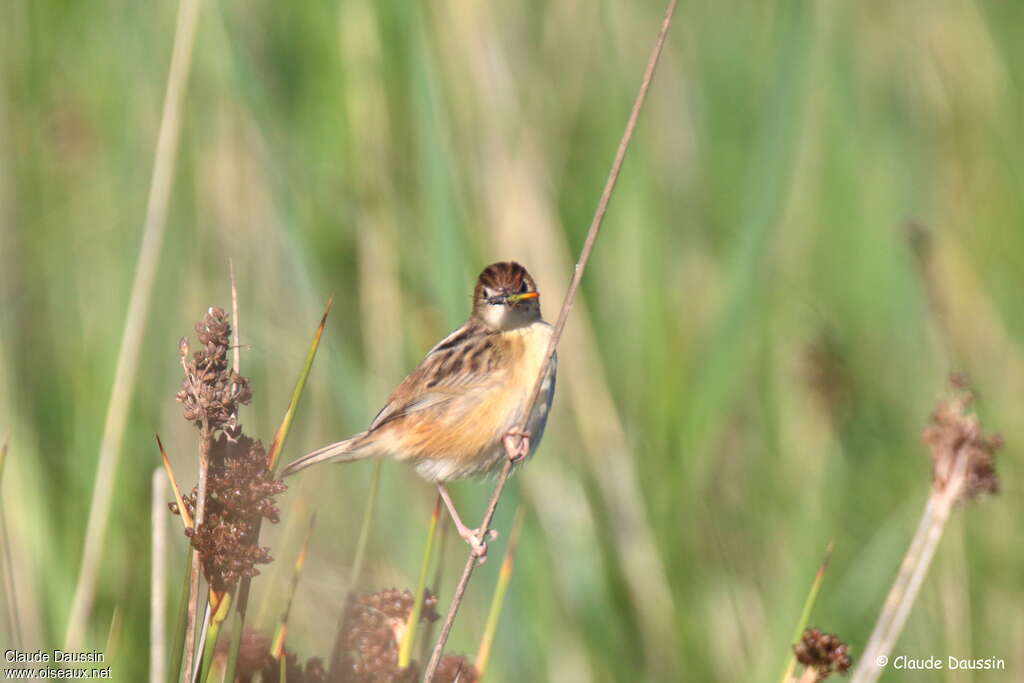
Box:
[503, 429, 532, 463]
[436, 482, 497, 564]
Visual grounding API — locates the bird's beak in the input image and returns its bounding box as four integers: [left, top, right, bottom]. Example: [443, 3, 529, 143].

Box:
[506, 291, 540, 304]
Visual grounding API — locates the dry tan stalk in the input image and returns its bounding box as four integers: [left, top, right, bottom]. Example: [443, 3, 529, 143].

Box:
[852, 447, 969, 683]
[150, 469, 168, 683]
[0, 434, 22, 649]
[423, 2, 679, 679]
[445, 0, 679, 665]
[64, 0, 201, 650]
[230, 259, 241, 376]
[181, 357, 213, 683]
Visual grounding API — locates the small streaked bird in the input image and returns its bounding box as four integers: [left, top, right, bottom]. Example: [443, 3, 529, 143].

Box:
[282, 262, 556, 561]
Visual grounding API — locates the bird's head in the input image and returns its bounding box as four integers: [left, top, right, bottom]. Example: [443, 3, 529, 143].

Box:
[472, 261, 542, 330]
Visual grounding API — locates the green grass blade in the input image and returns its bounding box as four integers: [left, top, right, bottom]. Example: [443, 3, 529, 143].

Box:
[168, 552, 193, 683]
[200, 592, 231, 682]
[0, 434, 21, 649]
[270, 515, 316, 660]
[398, 495, 442, 669]
[475, 507, 525, 678]
[267, 295, 334, 474]
[779, 541, 834, 683]
[222, 607, 245, 683]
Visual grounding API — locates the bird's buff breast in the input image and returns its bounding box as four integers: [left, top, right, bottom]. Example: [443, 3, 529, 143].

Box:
[411, 321, 556, 482]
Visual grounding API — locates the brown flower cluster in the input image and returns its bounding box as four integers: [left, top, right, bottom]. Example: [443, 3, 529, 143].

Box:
[239, 589, 477, 683]
[171, 307, 285, 592]
[794, 628, 852, 680]
[335, 588, 440, 683]
[923, 379, 1001, 501]
[176, 306, 251, 436]
[173, 434, 287, 591]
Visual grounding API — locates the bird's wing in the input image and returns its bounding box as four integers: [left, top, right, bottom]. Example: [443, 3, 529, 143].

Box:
[367, 321, 501, 433]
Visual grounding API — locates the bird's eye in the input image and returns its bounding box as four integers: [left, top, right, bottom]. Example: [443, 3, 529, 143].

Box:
[519, 281, 529, 294]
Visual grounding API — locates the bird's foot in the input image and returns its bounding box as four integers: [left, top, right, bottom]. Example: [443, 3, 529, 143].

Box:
[504, 429, 532, 463]
[456, 524, 499, 564]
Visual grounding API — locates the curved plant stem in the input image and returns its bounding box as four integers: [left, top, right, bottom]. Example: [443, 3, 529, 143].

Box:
[65, 0, 200, 650]
[422, 2, 678, 678]
[851, 449, 969, 683]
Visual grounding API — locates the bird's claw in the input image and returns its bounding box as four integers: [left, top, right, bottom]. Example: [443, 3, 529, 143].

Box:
[459, 527, 499, 564]
[504, 430, 532, 463]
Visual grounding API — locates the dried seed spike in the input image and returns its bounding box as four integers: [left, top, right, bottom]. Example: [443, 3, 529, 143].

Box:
[157, 434, 193, 530]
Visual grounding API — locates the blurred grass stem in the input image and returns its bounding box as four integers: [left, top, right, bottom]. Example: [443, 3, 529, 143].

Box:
[230, 259, 240, 375]
[150, 469, 168, 683]
[422, 1, 678, 678]
[270, 515, 316, 660]
[398, 495, 442, 669]
[167, 553, 192, 683]
[779, 541, 833, 683]
[851, 448, 970, 683]
[64, 0, 201, 650]
[0, 435, 21, 649]
[475, 507, 524, 677]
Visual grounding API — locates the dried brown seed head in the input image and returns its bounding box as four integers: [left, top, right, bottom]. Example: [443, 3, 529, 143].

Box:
[794, 628, 852, 679]
[923, 379, 1001, 501]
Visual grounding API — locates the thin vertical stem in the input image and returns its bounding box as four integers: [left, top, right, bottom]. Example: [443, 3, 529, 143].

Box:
[65, 0, 201, 648]
[183, 413, 212, 681]
[851, 449, 969, 683]
[200, 592, 231, 682]
[167, 552, 192, 683]
[230, 259, 240, 376]
[779, 541, 834, 683]
[270, 516, 317, 660]
[398, 496, 442, 669]
[475, 507, 525, 677]
[151, 469, 168, 683]
[423, 2, 678, 678]
[0, 434, 21, 650]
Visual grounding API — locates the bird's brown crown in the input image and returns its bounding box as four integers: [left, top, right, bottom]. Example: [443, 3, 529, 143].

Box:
[474, 262, 536, 299]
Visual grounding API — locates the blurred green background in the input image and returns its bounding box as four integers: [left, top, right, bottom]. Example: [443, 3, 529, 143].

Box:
[1, 0, 1022, 680]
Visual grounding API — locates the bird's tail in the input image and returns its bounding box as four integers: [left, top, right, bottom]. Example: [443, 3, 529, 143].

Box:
[280, 432, 374, 478]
